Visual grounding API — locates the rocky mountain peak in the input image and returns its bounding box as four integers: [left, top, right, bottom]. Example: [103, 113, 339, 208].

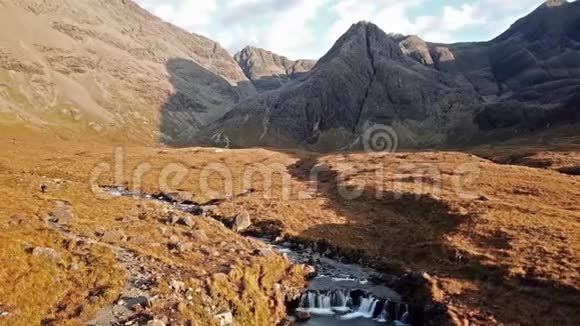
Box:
[234, 45, 315, 92]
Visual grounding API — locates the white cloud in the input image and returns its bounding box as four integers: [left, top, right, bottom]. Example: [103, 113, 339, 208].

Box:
[135, 0, 547, 58]
[137, 0, 218, 31]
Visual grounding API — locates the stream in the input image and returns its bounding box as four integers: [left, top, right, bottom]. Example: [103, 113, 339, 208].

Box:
[101, 187, 420, 325]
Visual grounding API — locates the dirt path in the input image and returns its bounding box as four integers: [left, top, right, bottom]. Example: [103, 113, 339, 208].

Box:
[47, 221, 156, 326]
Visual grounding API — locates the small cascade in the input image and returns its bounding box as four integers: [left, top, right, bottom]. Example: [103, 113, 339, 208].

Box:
[298, 291, 415, 324]
[331, 289, 351, 312]
[297, 290, 352, 315]
[339, 296, 379, 320]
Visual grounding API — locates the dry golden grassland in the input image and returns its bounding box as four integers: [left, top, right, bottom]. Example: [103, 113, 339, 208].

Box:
[0, 125, 579, 325]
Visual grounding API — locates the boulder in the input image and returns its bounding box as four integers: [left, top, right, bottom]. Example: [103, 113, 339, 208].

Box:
[147, 320, 166, 326]
[303, 265, 317, 279]
[295, 310, 311, 321]
[177, 242, 195, 253]
[179, 216, 196, 228]
[214, 311, 234, 326]
[191, 229, 208, 242]
[231, 210, 252, 233]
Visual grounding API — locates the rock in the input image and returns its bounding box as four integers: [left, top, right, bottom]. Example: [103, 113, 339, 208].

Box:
[201, 247, 220, 257]
[179, 216, 195, 228]
[214, 311, 234, 326]
[303, 265, 317, 278]
[101, 230, 126, 243]
[166, 191, 194, 203]
[255, 247, 277, 258]
[231, 210, 252, 233]
[31, 247, 60, 261]
[177, 242, 194, 253]
[128, 297, 149, 312]
[147, 320, 166, 326]
[191, 229, 208, 242]
[201, 205, 219, 217]
[295, 310, 311, 321]
[170, 280, 185, 292]
[47, 201, 74, 225]
[169, 213, 180, 225]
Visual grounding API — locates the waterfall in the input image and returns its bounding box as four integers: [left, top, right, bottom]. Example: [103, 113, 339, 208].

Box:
[339, 296, 379, 320]
[331, 289, 351, 312]
[297, 290, 350, 315]
[298, 290, 414, 323]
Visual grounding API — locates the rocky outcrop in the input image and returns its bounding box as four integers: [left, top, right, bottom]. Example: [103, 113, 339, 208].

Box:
[203, 1, 580, 150]
[234, 46, 316, 92]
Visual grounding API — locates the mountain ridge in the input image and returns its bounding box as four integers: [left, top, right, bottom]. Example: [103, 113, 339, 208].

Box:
[203, 2, 580, 150]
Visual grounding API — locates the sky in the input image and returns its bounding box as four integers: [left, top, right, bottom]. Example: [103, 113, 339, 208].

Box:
[135, 0, 549, 60]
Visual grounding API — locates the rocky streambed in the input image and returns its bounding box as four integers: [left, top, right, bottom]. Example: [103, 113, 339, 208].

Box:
[101, 187, 424, 325]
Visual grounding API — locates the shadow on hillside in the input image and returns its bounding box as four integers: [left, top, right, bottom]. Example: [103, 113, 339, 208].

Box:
[159, 58, 254, 146]
[285, 155, 580, 325]
[159, 58, 316, 147]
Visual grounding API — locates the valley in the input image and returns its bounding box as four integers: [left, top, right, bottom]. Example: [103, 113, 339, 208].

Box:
[0, 0, 579, 325]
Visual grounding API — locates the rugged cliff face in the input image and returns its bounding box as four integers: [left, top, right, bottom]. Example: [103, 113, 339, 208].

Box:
[205, 0, 580, 150]
[234, 46, 315, 93]
[206, 22, 483, 149]
[0, 0, 255, 144]
[398, 0, 580, 133]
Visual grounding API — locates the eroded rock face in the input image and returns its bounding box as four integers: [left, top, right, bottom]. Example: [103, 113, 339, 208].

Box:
[234, 46, 316, 92]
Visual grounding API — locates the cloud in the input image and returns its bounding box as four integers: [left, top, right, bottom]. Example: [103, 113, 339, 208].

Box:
[137, 0, 218, 32]
[135, 0, 546, 58]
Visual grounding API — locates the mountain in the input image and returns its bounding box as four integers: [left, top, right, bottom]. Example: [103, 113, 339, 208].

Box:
[234, 46, 315, 92]
[0, 0, 255, 145]
[1, 0, 578, 150]
[396, 0, 580, 132]
[204, 0, 580, 150]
